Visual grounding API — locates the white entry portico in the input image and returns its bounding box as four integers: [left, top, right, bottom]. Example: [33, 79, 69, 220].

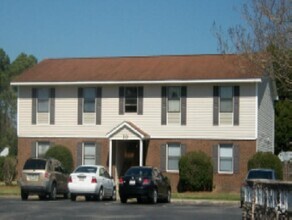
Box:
[106, 121, 150, 177]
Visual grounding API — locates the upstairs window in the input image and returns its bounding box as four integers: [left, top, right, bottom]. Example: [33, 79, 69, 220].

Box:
[83, 88, 96, 113]
[125, 87, 138, 113]
[37, 88, 49, 113]
[220, 86, 233, 113]
[168, 87, 181, 113]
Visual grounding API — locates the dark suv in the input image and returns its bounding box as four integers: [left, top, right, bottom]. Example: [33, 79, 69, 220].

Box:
[119, 166, 171, 204]
[19, 158, 69, 200]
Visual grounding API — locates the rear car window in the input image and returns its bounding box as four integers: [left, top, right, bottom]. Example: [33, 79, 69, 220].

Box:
[23, 159, 47, 170]
[247, 170, 274, 179]
[125, 168, 152, 177]
[74, 166, 97, 173]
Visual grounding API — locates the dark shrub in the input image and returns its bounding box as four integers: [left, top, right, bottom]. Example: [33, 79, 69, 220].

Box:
[248, 152, 283, 180]
[45, 145, 73, 173]
[178, 151, 213, 192]
[0, 157, 5, 181]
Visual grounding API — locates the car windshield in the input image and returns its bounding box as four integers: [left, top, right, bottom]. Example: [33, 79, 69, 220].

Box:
[23, 159, 46, 170]
[247, 170, 274, 179]
[125, 167, 152, 177]
[74, 166, 97, 173]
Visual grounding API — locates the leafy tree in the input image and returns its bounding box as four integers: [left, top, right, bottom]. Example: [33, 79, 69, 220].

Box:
[248, 152, 283, 179]
[2, 156, 17, 185]
[45, 145, 74, 173]
[178, 151, 213, 192]
[275, 100, 292, 154]
[0, 49, 37, 155]
[214, 0, 291, 97]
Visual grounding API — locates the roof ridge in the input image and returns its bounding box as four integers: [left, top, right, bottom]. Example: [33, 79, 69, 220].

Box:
[42, 53, 238, 61]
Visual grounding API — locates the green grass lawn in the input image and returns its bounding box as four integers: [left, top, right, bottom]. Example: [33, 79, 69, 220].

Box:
[0, 182, 20, 196]
[172, 191, 240, 201]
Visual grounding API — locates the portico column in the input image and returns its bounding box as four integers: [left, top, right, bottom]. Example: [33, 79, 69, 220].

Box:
[139, 139, 143, 166]
[109, 139, 112, 176]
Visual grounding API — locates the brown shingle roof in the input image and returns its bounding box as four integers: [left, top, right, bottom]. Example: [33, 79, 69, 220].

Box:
[12, 54, 262, 84]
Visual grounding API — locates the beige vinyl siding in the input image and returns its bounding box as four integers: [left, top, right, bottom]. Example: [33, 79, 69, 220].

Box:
[257, 77, 275, 152]
[18, 84, 257, 139]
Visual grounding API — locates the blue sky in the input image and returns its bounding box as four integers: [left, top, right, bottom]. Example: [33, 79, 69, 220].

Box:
[0, 0, 245, 62]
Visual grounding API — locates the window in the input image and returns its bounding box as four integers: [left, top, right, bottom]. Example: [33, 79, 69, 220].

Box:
[37, 88, 49, 113]
[219, 144, 233, 173]
[168, 87, 181, 112]
[125, 87, 138, 113]
[83, 88, 96, 113]
[83, 143, 96, 165]
[220, 86, 233, 113]
[37, 142, 50, 158]
[167, 143, 181, 171]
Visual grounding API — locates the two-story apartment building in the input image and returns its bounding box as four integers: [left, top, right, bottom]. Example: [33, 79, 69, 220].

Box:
[11, 54, 277, 192]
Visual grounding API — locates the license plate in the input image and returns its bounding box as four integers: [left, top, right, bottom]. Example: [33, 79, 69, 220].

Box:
[27, 174, 38, 181]
[129, 180, 136, 185]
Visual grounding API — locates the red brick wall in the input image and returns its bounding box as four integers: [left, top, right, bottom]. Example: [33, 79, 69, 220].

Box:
[17, 137, 256, 193]
[145, 139, 256, 192]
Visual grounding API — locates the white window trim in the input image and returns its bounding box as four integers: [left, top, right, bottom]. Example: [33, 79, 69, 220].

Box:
[166, 143, 181, 173]
[124, 87, 138, 114]
[36, 141, 50, 158]
[36, 88, 50, 125]
[219, 86, 234, 127]
[218, 144, 234, 174]
[82, 142, 96, 165]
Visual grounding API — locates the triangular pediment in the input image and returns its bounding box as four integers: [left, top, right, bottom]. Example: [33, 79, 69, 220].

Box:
[106, 121, 150, 140]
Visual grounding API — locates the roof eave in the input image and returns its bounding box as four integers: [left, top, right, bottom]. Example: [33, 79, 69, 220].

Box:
[11, 78, 262, 86]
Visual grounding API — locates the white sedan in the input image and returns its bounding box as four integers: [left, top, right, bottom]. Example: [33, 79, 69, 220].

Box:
[68, 165, 116, 201]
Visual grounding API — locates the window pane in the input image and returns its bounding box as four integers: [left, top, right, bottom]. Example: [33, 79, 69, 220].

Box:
[84, 143, 96, 165]
[84, 100, 95, 112]
[220, 87, 233, 113]
[84, 88, 96, 99]
[83, 88, 95, 113]
[220, 158, 232, 172]
[168, 87, 180, 100]
[125, 87, 137, 113]
[220, 87, 232, 99]
[125, 87, 137, 98]
[168, 100, 180, 112]
[38, 142, 50, 158]
[168, 158, 179, 170]
[220, 146, 233, 157]
[168, 144, 181, 156]
[168, 144, 181, 170]
[220, 100, 233, 112]
[37, 88, 49, 113]
[219, 145, 233, 172]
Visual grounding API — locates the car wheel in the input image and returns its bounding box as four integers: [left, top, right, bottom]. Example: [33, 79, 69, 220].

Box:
[137, 197, 143, 204]
[38, 195, 47, 200]
[120, 196, 127, 203]
[70, 194, 76, 201]
[165, 189, 171, 203]
[111, 188, 116, 201]
[63, 192, 68, 199]
[21, 190, 28, 201]
[150, 189, 158, 204]
[49, 183, 57, 200]
[97, 187, 104, 201]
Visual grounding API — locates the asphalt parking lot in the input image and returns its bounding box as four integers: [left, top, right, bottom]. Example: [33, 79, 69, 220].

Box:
[0, 197, 242, 220]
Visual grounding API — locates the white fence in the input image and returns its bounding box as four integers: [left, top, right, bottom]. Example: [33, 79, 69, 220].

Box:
[242, 179, 292, 219]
